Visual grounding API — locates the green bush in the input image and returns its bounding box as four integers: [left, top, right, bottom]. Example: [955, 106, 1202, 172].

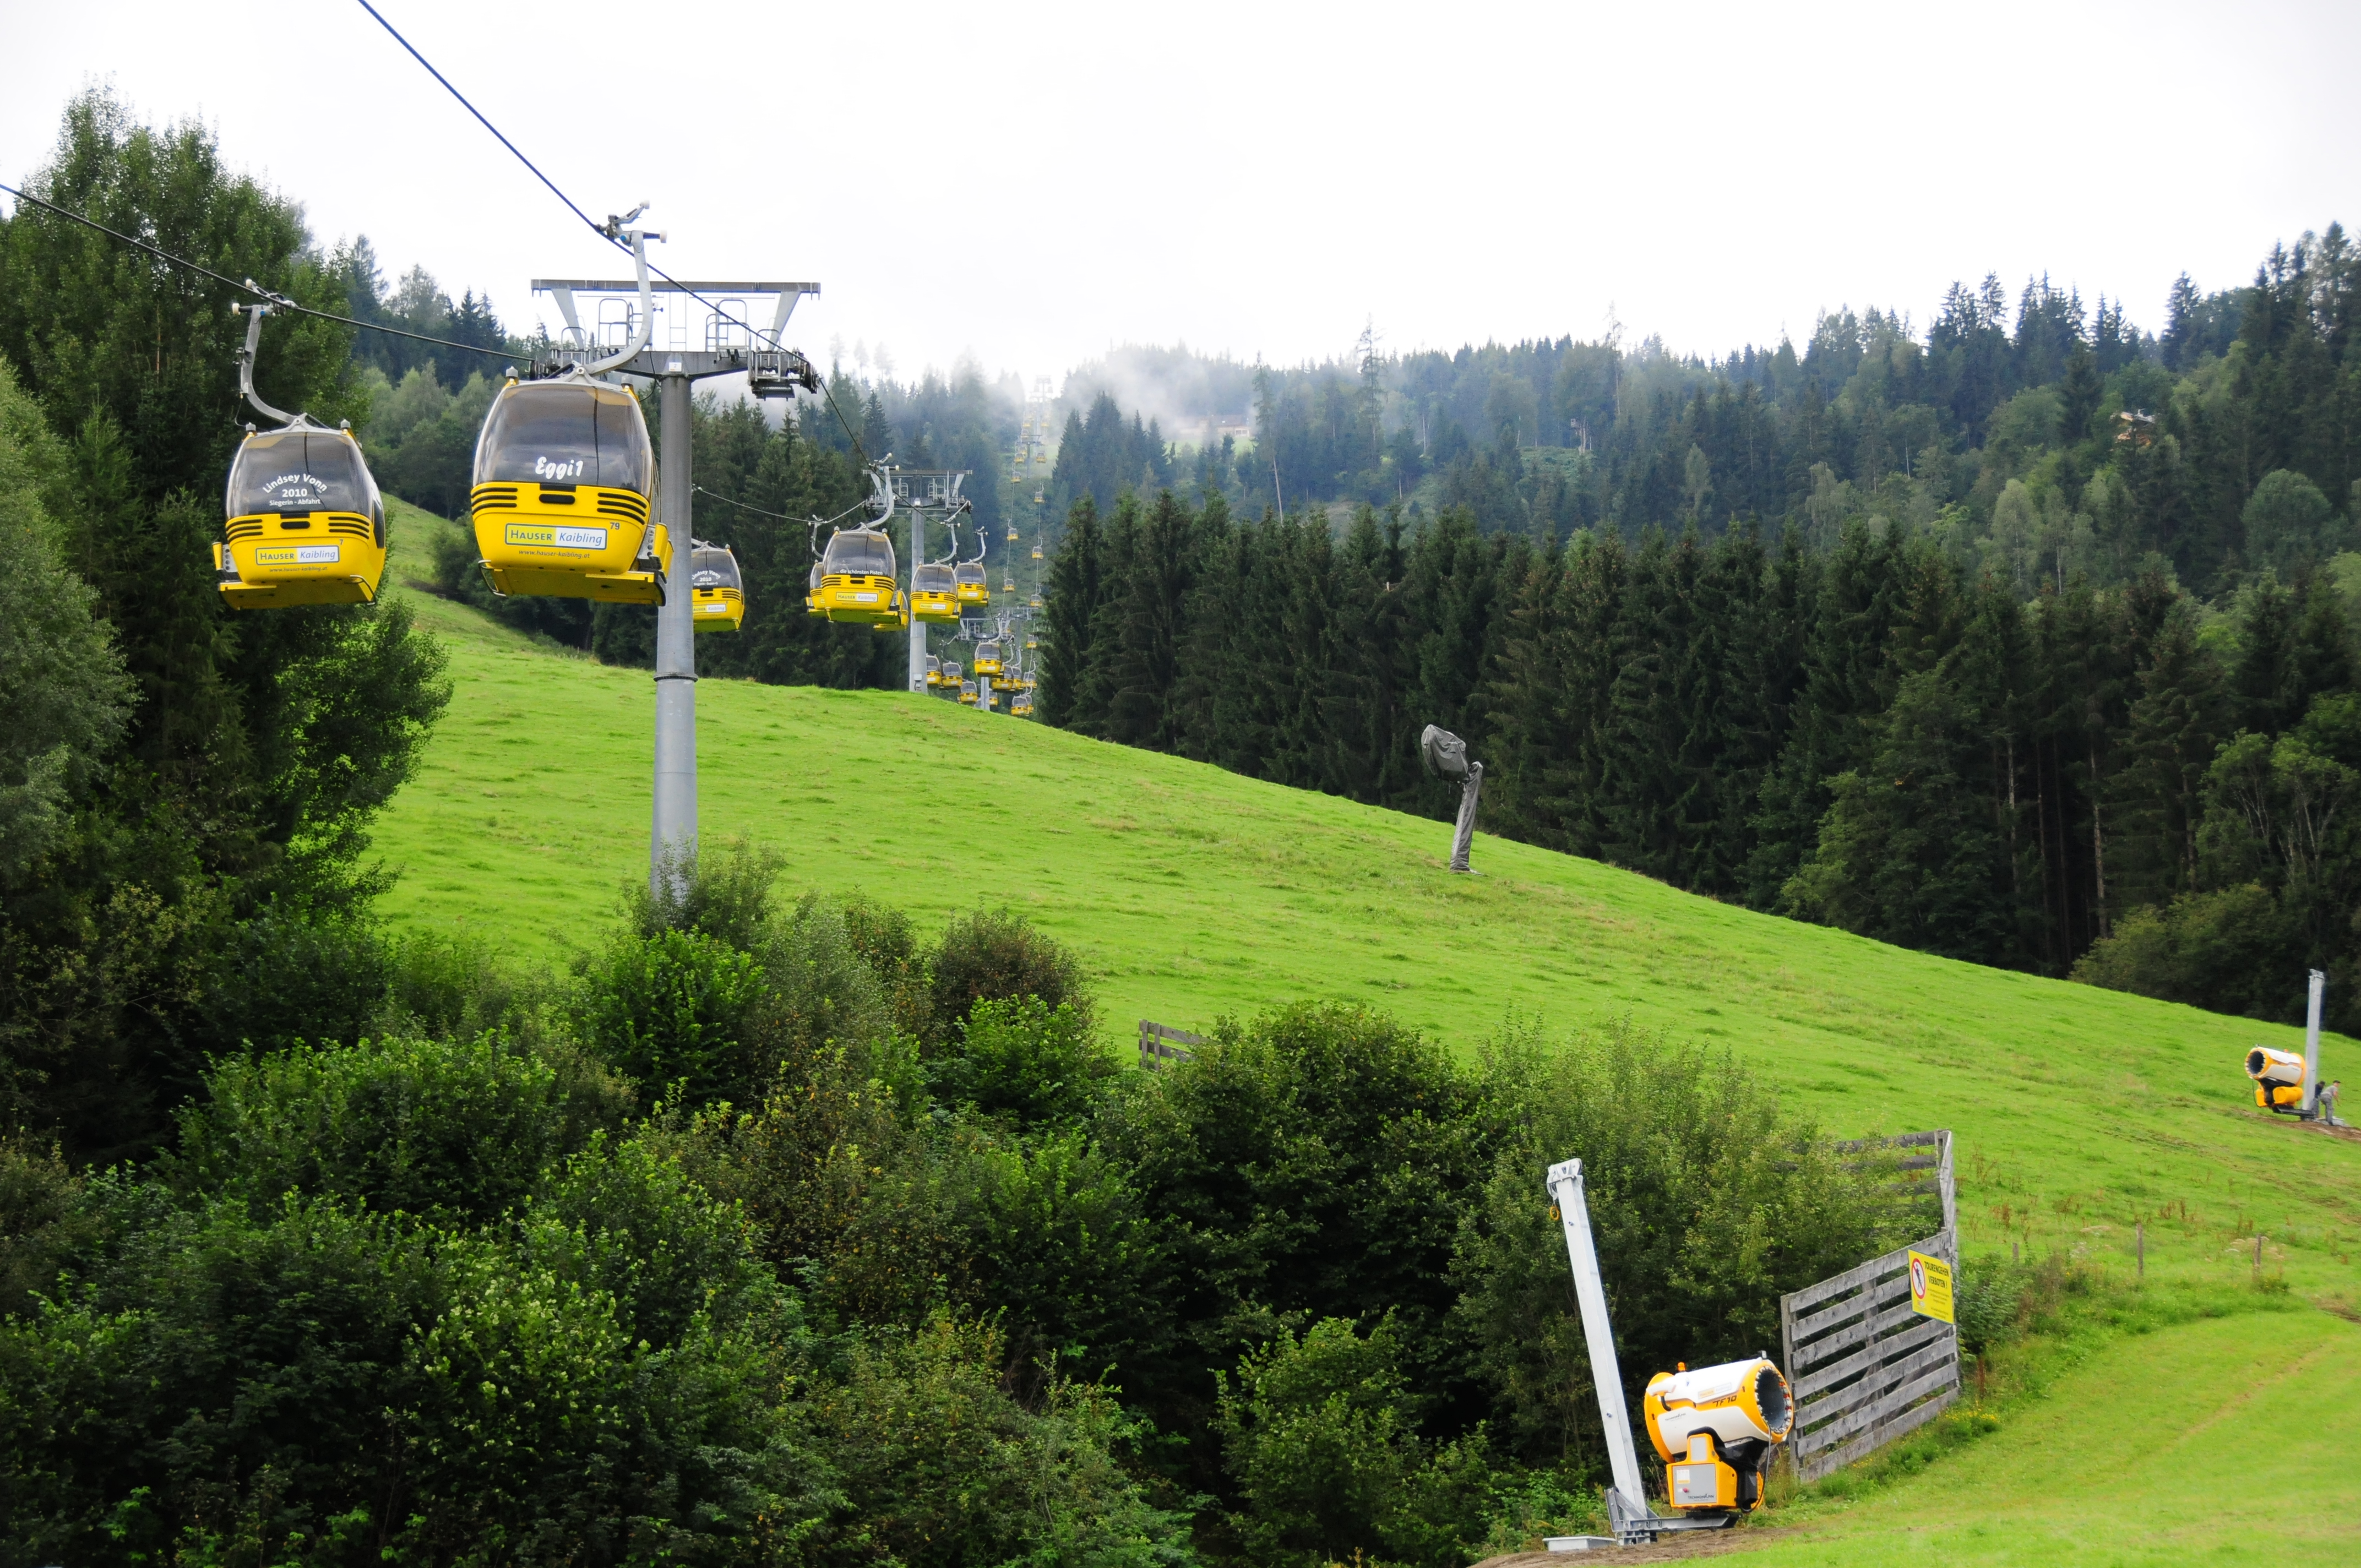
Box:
[1454, 1017, 1897, 1467]
[195, 902, 396, 1056]
[1106, 1001, 1495, 1488]
[0, 1186, 818, 1566]
[840, 894, 932, 1038]
[575, 928, 766, 1107]
[167, 1034, 624, 1224]
[756, 898, 904, 1094]
[2071, 883, 2296, 1020]
[928, 906, 1090, 1042]
[930, 996, 1113, 1128]
[805, 1313, 1196, 1568]
[381, 926, 536, 1043]
[1953, 1254, 2036, 1357]
[958, 1126, 1169, 1385]
[0, 1133, 85, 1316]
[1214, 1314, 1492, 1568]
[630, 837, 785, 954]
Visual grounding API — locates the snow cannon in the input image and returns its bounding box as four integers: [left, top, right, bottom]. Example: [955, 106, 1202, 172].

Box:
[2247, 1047, 2306, 1113]
[1642, 1357, 1793, 1514]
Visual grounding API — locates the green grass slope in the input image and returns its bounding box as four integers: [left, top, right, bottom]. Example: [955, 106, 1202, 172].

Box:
[1732, 1307, 2361, 1564]
[371, 500, 2361, 1315]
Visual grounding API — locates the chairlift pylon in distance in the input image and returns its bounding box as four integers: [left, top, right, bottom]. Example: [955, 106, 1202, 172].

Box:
[213, 303, 389, 609]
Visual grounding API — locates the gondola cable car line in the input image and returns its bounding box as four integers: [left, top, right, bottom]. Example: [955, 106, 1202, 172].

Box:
[352, 2, 870, 894]
[351, 0, 877, 466]
[0, 181, 521, 363]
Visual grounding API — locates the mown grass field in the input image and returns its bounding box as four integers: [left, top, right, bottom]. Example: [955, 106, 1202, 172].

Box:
[373, 500, 2361, 1554]
[1730, 1306, 2361, 1564]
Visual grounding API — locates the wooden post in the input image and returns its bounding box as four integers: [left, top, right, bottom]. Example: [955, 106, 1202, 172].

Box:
[2255, 1232, 2264, 1280]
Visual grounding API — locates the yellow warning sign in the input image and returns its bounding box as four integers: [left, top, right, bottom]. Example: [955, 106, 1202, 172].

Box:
[1908, 1250, 1954, 1324]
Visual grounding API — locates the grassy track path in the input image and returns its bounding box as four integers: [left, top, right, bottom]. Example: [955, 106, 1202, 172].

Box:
[1734, 1308, 2361, 1564]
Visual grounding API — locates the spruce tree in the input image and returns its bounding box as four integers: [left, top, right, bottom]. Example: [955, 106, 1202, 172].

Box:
[1104, 491, 1196, 749]
[1037, 496, 1105, 728]
[2109, 599, 2229, 911]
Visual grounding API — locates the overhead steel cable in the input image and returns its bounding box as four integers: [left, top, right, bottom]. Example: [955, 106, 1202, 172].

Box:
[353, 0, 611, 243]
[0, 178, 520, 361]
[691, 484, 873, 531]
[349, 0, 876, 466]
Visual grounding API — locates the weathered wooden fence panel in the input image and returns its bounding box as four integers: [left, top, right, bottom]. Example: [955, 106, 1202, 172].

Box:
[1778, 1129, 1959, 1483]
[1137, 1020, 1202, 1068]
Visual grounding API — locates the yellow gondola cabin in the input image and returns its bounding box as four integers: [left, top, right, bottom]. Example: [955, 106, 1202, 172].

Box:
[911, 560, 961, 622]
[690, 543, 745, 632]
[215, 421, 388, 608]
[813, 527, 906, 626]
[470, 376, 669, 603]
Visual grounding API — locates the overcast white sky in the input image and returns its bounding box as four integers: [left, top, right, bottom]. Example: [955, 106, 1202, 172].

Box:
[7, 1, 2358, 392]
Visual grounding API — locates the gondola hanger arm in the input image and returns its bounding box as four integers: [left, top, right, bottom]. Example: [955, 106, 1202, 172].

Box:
[233, 302, 297, 426]
[582, 224, 660, 377]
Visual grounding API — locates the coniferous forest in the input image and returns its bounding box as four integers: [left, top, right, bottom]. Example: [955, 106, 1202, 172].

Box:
[1033, 235, 2361, 1029]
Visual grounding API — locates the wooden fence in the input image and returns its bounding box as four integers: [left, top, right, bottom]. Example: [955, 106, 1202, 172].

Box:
[1137, 1020, 1201, 1069]
[1777, 1130, 1959, 1483]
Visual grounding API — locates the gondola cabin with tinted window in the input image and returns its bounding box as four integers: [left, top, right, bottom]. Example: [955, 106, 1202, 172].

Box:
[215, 422, 388, 608]
[973, 639, 1004, 677]
[470, 376, 668, 603]
[954, 560, 990, 607]
[911, 560, 960, 623]
[689, 543, 744, 632]
[814, 527, 905, 626]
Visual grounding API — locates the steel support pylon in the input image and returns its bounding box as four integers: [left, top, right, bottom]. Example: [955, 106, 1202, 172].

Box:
[651, 372, 697, 897]
[908, 502, 927, 693]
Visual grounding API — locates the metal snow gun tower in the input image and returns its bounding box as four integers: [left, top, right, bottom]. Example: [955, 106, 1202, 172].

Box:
[1544, 1157, 1793, 1547]
[2246, 969, 2348, 1126]
[1419, 724, 1483, 873]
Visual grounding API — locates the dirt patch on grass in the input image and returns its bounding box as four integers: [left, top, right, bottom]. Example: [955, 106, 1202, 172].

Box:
[1469, 1531, 1805, 1567]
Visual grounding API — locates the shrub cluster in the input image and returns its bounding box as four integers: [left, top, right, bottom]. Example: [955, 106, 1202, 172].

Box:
[0, 847, 1902, 1567]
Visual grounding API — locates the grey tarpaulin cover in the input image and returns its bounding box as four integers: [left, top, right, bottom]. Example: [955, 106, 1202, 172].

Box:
[1418, 725, 1482, 871]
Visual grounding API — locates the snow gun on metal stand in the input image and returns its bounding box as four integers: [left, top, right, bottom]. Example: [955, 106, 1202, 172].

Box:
[1542, 1158, 1794, 1548]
